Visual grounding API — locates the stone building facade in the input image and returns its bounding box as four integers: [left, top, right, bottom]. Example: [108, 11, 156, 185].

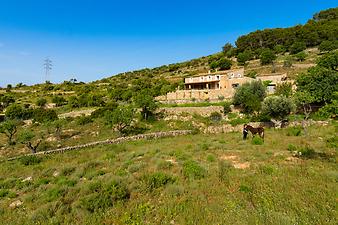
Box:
[156, 68, 288, 103]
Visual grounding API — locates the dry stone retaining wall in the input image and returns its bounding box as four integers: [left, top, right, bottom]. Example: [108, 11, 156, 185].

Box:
[6, 130, 192, 161]
[161, 106, 224, 117]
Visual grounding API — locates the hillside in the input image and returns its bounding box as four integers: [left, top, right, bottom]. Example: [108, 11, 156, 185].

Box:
[0, 7, 337, 225]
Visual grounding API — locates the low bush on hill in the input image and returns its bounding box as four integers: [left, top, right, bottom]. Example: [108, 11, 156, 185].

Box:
[252, 136, 264, 145]
[182, 160, 206, 180]
[286, 126, 302, 136]
[79, 180, 130, 212]
[19, 155, 42, 166]
[142, 172, 176, 192]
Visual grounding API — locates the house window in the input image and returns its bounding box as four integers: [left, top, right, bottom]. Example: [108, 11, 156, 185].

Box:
[232, 83, 239, 88]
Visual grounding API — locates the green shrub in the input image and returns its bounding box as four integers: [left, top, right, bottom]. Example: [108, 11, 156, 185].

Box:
[0, 189, 9, 198]
[246, 71, 257, 79]
[57, 179, 77, 187]
[52, 95, 67, 107]
[260, 165, 275, 175]
[32, 108, 58, 123]
[326, 136, 338, 149]
[80, 180, 130, 212]
[222, 101, 232, 115]
[128, 162, 145, 173]
[297, 146, 316, 159]
[60, 167, 76, 176]
[35, 178, 50, 186]
[36, 98, 47, 107]
[316, 101, 338, 119]
[44, 187, 66, 202]
[142, 172, 176, 192]
[287, 144, 297, 152]
[286, 126, 302, 136]
[209, 112, 222, 122]
[19, 155, 42, 166]
[252, 136, 264, 145]
[207, 154, 216, 162]
[198, 143, 210, 151]
[182, 160, 206, 180]
[0, 178, 18, 189]
[239, 184, 252, 193]
[76, 115, 93, 125]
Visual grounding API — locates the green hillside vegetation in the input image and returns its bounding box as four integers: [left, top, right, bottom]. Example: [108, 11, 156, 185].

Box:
[0, 7, 337, 224]
[0, 124, 337, 224]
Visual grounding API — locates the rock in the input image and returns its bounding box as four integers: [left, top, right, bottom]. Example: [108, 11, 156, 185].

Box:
[22, 176, 32, 182]
[53, 171, 59, 177]
[46, 136, 57, 142]
[9, 200, 23, 208]
[71, 135, 81, 140]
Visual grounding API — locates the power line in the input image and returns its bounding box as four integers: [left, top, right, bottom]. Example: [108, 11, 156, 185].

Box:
[43, 57, 52, 82]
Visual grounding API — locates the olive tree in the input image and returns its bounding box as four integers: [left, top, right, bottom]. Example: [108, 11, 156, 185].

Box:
[0, 120, 18, 145]
[105, 106, 135, 134]
[18, 130, 42, 154]
[293, 91, 315, 135]
[134, 91, 157, 121]
[262, 96, 295, 127]
[233, 81, 266, 114]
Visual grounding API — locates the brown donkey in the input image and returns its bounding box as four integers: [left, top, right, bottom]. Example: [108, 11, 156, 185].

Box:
[243, 124, 264, 140]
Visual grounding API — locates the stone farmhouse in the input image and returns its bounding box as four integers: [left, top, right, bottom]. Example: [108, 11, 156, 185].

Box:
[156, 68, 287, 103]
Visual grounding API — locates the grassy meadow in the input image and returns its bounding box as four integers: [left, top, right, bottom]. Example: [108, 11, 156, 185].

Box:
[0, 122, 337, 224]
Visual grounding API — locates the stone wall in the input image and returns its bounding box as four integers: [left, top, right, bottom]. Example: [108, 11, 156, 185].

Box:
[161, 106, 224, 117]
[5, 130, 192, 161]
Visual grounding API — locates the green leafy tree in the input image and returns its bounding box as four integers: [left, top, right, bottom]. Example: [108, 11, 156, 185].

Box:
[18, 130, 42, 154]
[275, 82, 293, 97]
[293, 91, 315, 135]
[134, 91, 157, 120]
[68, 96, 79, 108]
[319, 40, 338, 52]
[0, 120, 18, 145]
[52, 95, 67, 107]
[6, 84, 12, 92]
[289, 42, 306, 54]
[245, 71, 257, 79]
[296, 66, 338, 104]
[218, 58, 232, 70]
[294, 51, 307, 61]
[262, 96, 295, 126]
[237, 50, 253, 65]
[5, 104, 24, 120]
[32, 108, 58, 123]
[260, 49, 277, 65]
[105, 106, 134, 134]
[209, 58, 232, 71]
[36, 98, 47, 107]
[274, 45, 286, 54]
[0, 94, 15, 108]
[317, 51, 338, 71]
[233, 81, 266, 114]
[209, 61, 219, 70]
[222, 43, 233, 54]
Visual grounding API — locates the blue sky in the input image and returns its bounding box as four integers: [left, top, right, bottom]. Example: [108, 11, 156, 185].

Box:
[0, 0, 337, 86]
